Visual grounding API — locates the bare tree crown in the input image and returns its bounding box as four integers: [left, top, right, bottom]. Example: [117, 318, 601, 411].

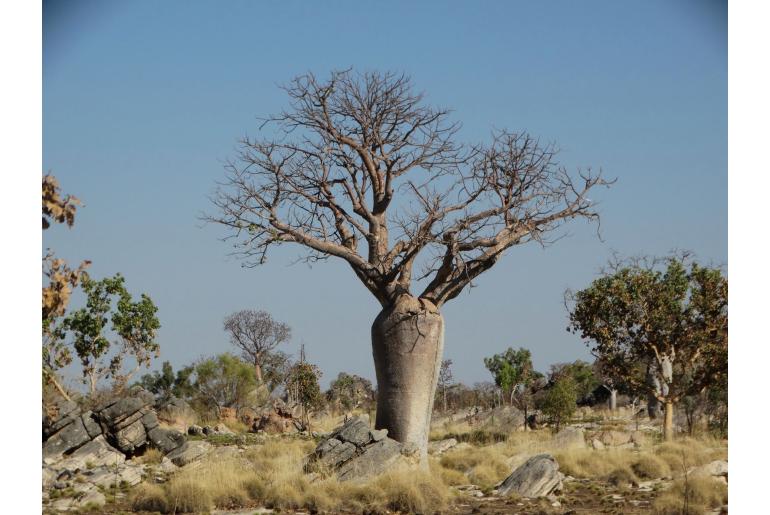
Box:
[211, 70, 611, 308]
[223, 309, 291, 364]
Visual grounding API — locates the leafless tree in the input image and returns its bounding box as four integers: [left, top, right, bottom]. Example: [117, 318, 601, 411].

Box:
[223, 309, 291, 383]
[209, 70, 611, 460]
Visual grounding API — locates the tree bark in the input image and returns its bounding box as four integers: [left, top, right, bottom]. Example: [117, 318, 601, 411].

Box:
[663, 400, 675, 441]
[609, 388, 617, 411]
[254, 361, 263, 383]
[372, 295, 444, 464]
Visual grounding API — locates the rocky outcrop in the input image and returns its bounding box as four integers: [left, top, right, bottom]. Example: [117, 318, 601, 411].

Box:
[497, 454, 564, 498]
[306, 416, 417, 481]
[42, 388, 208, 512]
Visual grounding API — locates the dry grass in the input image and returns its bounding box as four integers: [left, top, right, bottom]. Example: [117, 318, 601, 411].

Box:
[653, 476, 727, 514]
[654, 437, 727, 474]
[133, 447, 163, 465]
[130, 437, 453, 513]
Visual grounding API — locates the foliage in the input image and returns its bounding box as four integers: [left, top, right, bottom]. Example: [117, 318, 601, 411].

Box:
[483, 347, 543, 421]
[286, 362, 323, 425]
[567, 254, 727, 438]
[189, 353, 257, 416]
[549, 360, 599, 404]
[60, 273, 160, 395]
[261, 350, 293, 393]
[540, 377, 577, 430]
[42, 174, 91, 400]
[223, 309, 291, 383]
[138, 361, 195, 401]
[327, 372, 374, 412]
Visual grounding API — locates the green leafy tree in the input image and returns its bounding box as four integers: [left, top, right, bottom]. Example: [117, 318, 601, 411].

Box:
[567, 254, 728, 440]
[286, 362, 323, 426]
[549, 360, 599, 404]
[327, 372, 374, 413]
[63, 273, 160, 396]
[138, 361, 195, 401]
[484, 347, 543, 428]
[540, 377, 577, 431]
[190, 353, 257, 417]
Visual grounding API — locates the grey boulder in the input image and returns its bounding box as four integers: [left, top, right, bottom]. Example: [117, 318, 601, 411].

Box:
[497, 454, 564, 498]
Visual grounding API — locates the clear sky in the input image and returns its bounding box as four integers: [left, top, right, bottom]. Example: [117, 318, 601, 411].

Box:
[43, 0, 726, 390]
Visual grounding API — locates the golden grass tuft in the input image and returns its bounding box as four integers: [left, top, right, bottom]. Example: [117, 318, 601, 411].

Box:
[165, 477, 213, 513]
[606, 467, 638, 488]
[653, 476, 728, 514]
[130, 483, 168, 513]
[631, 454, 670, 479]
[135, 447, 163, 465]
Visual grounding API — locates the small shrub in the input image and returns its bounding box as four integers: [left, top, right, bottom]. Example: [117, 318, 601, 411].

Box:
[166, 478, 213, 513]
[606, 467, 637, 488]
[131, 483, 169, 513]
[631, 454, 670, 479]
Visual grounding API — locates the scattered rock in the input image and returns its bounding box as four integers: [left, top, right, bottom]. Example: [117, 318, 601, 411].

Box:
[591, 438, 605, 450]
[497, 454, 564, 498]
[188, 424, 204, 436]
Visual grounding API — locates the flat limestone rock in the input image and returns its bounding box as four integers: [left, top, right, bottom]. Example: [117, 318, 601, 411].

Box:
[166, 440, 212, 467]
[497, 454, 564, 498]
[332, 417, 373, 447]
[336, 438, 404, 481]
[114, 419, 146, 454]
[43, 417, 91, 459]
[49, 435, 125, 474]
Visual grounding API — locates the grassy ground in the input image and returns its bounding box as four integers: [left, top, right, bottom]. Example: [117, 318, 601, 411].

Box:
[57, 410, 727, 514]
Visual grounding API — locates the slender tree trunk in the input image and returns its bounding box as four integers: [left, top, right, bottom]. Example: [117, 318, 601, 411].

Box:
[372, 295, 444, 465]
[663, 400, 675, 441]
[443, 386, 447, 413]
[44, 369, 72, 402]
[89, 372, 97, 397]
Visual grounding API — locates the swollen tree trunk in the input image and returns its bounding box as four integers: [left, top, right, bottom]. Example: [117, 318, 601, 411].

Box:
[609, 388, 617, 411]
[372, 295, 444, 464]
[663, 400, 675, 441]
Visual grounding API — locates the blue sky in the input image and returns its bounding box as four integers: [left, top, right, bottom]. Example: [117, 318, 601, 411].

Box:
[43, 0, 726, 390]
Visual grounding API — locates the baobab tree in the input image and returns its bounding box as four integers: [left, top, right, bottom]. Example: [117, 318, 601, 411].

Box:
[223, 309, 291, 383]
[209, 70, 610, 460]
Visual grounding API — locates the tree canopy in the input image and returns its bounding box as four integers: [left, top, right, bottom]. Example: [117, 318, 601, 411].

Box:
[209, 69, 610, 308]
